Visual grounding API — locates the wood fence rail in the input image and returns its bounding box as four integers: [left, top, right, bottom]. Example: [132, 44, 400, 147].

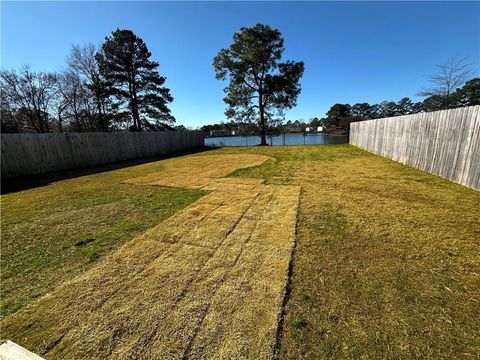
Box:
[349, 105, 480, 190]
[1, 130, 204, 178]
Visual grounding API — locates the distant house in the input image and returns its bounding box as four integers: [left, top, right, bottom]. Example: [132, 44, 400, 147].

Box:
[209, 129, 230, 137]
[285, 126, 304, 133]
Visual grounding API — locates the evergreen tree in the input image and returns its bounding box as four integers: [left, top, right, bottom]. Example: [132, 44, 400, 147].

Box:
[96, 29, 174, 131]
[396, 97, 414, 115]
[213, 23, 304, 145]
[325, 103, 351, 128]
[452, 78, 480, 107]
[351, 102, 375, 119]
[377, 101, 398, 118]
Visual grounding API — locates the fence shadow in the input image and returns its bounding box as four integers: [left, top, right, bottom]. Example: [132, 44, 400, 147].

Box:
[1, 147, 215, 195]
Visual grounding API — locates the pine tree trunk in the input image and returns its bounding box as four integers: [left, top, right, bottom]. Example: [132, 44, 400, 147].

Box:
[131, 76, 141, 132]
[128, 78, 141, 132]
[259, 92, 267, 145]
[133, 94, 141, 131]
[260, 112, 267, 145]
[96, 100, 104, 131]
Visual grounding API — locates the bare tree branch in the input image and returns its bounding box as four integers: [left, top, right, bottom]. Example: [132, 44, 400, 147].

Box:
[418, 56, 474, 109]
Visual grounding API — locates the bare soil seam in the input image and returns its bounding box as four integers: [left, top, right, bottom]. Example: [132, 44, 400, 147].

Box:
[273, 186, 302, 359]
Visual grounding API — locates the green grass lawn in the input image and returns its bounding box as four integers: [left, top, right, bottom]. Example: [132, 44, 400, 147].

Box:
[217, 145, 479, 359]
[1, 145, 479, 359]
[1, 156, 205, 318]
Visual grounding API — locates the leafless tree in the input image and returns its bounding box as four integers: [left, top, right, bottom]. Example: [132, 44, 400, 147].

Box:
[418, 56, 474, 109]
[68, 44, 98, 80]
[0, 66, 57, 132]
[67, 44, 110, 131]
[56, 70, 89, 131]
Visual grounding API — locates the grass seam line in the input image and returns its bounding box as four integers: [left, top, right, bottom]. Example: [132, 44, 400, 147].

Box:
[181, 190, 275, 359]
[126, 190, 263, 358]
[273, 186, 302, 359]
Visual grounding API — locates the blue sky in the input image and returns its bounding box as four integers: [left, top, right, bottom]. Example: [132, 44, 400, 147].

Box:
[2, 1, 479, 128]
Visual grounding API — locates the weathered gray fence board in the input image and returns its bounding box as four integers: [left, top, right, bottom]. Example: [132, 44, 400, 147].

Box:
[1, 131, 204, 178]
[350, 105, 480, 190]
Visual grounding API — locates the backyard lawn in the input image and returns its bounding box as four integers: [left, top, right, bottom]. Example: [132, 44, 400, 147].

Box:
[1, 145, 479, 359]
[223, 145, 480, 359]
[1, 154, 205, 318]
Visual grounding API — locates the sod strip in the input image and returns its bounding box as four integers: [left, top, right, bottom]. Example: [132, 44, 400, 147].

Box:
[1, 155, 300, 359]
[185, 186, 301, 359]
[124, 154, 270, 189]
[3, 188, 260, 358]
[124, 188, 277, 359]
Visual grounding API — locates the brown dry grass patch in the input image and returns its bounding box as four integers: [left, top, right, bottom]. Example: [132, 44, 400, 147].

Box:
[1, 153, 300, 359]
[124, 154, 269, 189]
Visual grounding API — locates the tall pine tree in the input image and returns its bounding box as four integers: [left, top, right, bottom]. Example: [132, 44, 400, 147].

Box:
[213, 24, 304, 145]
[96, 29, 174, 131]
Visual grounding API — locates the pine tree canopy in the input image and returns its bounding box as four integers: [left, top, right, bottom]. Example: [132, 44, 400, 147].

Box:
[96, 29, 174, 131]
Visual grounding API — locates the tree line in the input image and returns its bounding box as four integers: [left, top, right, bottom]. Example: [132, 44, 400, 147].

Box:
[202, 74, 479, 137]
[1, 29, 176, 133]
[3, 24, 478, 140]
[321, 76, 479, 132]
[202, 49, 480, 135]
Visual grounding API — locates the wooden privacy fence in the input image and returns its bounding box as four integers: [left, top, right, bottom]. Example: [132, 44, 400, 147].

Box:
[1, 130, 204, 178]
[350, 105, 480, 190]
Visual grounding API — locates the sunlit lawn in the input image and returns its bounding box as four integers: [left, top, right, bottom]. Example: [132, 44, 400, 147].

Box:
[220, 145, 480, 359]
[1, 155, 205, 318]
[1, 145, 479, 359]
